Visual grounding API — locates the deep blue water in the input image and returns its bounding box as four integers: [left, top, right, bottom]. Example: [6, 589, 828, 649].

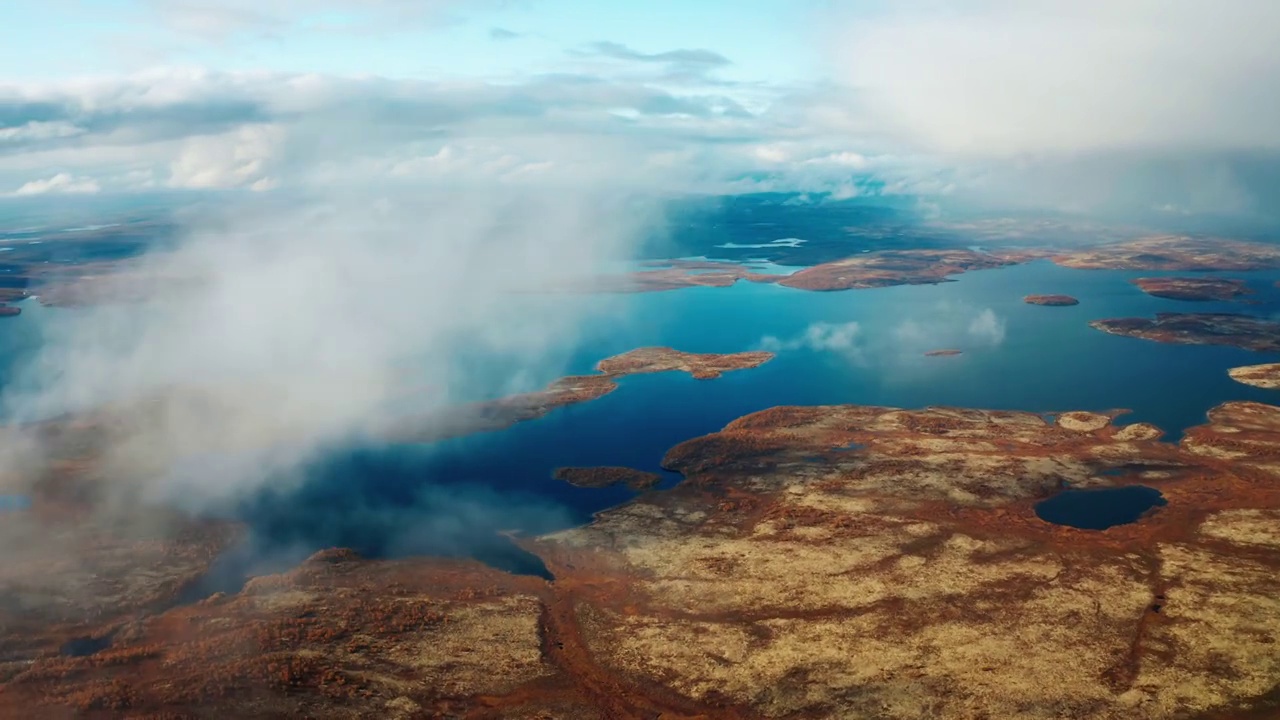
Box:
[1035, 486, 1168, 530]
[6, 258, 1280, 579]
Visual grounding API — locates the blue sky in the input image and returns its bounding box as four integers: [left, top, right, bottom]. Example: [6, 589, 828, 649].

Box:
[0, 0, 874, 201]
[2, 1, 1278, 224]
[0, 0, 824, 84]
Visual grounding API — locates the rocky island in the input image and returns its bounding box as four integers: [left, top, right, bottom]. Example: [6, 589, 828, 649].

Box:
[1090, 312, 1280, 352]
[577, 259, 782, 293]
[1229, 363, 1280, 389]
[5, 399, 1280, 718]
[0, 304, 20, 317]
[924, 348, 963, 357]
[777, 248, 1030, 291]
[553, 466, 664, 490]
[1131, 277, 1252, 301]
[1024, 294, 1079, 306]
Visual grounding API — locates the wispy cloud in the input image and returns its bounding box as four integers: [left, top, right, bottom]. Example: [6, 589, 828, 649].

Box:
[967, 309, 1006, 346]
[488, 27, 523, 41]
[576, 42, 731, 70]
[893, 303, 1007, 352]
[760, 321, 863, 357]
[10, 172, 101, 196]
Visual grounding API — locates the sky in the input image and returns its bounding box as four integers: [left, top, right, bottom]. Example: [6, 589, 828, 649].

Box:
[1, 1, 1279, 221]
[1, 1, 822, 84]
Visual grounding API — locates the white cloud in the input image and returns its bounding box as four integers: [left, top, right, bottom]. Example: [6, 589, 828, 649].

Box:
[967, 309, 1006, 345]
[167, 124, 282, 190]
[0, 69, 798, 196]
[11, 173, 102, 196]
[0, 121, 84, 143]
[893, 303, 1007, 352]
[761, 321, 862, 355]
[831, 1, 1280, 157]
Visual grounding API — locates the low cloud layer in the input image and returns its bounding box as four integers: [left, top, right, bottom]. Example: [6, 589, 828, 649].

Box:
[834, 1, 1280, 157]
[827, 1, 1280, 221]
[0, 68, 773, 196]
[4, 182, 662, 508]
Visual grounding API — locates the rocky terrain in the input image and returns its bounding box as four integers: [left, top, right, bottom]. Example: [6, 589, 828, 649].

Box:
[1024, 294, 1080, 306]
[1131, 277, 1252, 302]
[1229, 363, 1280, 389]
[5, 398, 1280, 718]
[552, 466, 665, 490]
[924, 349, 963, 357]
[576, 260, 782, 293]
[777, 248, 1031, 291]
[1090, 313, 1280, 352]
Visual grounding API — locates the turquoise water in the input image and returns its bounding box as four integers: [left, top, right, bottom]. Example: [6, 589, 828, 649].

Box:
[6, 259, 1280, 576]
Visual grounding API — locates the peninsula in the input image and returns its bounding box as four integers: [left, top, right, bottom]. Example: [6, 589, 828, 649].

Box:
[552, 466, 664, 490]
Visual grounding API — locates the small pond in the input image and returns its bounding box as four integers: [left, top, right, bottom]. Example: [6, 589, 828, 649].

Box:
[1035, 485, 1167, 530]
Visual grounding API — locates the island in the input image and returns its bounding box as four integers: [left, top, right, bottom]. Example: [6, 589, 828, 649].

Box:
[1229, 363, 1280, 389]
[0, 304, 20, 317]
[777, 248, 1030, 291]
[382, 347, 775, 442]
[1132, 277, 1252, 301]
[1053, 234, 1280, 271]
[1090, 313, 1280, 352]
[573, 259, 782, 293]
[1024, 294, 1079, 306]
[552, 466, 664, 490]
[6, 399, 1280, 719]
[596, 346, 774, 380]
[924, 348, 963, 357]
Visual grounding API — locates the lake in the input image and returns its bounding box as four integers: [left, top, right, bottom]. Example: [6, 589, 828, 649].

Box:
[5, 257, 1280, 579]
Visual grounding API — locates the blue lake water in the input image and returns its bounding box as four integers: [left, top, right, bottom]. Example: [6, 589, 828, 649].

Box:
[1035, 486, 1168, 530]
[5, 259, 1280, 578]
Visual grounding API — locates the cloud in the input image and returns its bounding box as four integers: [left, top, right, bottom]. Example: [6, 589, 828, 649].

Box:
[0, 121, 84, 143]
[578, 42, 731, 70]
[0, 69, 774, 195]
[489, 27, 523, 41]
[822, 1, 1280, 222]
[11, 172, 101, 196]
[167, 123, 282, 190]
[966, 309, 1006, 346]
[893, 304, 1007, 352]
[761, 321, 862, 355]
[5, 184, 664, 508]
[570, 41, 736, 85]
[832, 0, 1280, 157]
